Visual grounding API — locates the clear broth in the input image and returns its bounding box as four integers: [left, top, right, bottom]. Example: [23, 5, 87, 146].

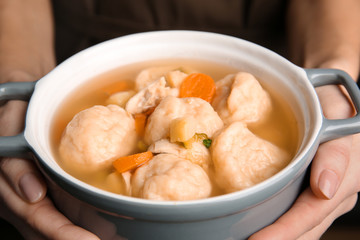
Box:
[51, 59, 299, 195]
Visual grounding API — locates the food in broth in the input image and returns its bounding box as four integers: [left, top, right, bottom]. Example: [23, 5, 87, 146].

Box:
[53, 60, 298, 201]
[212, 72, 272, 124]
[59, 105, 137, 171]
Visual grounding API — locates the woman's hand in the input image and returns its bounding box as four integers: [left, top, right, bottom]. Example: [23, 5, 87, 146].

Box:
[249, 80, 360, 240]
[0, 1, 98, 237]
[0, 100, 100, 240]
[251, 0, 360, 239]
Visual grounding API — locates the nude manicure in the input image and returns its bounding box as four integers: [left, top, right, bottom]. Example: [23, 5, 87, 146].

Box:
[19, 173, 44, 203]
[318, 169, 339, 199]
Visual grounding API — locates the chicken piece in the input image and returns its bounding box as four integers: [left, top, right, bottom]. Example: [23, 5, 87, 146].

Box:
[59, 105, 137, 172]
[131, 153, 212, 201]
[125, 77, 178, 115]
[149, 139, 211, 171]
[211, 121, 290, 193]
[212, 72, 272, 124]
[144, 96, 224, 145]
[135, 66, 178, 91]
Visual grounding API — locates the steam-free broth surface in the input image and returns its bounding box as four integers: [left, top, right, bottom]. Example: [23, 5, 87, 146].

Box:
[51, 59, 299, 199]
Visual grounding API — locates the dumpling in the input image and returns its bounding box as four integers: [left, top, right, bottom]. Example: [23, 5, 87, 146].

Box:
[131, 154, 212, 201]
[211, 121, 290, 192]
[212, 72, 272, 124]
[144, 96, 223, 145]
[59, 105, 137, 172]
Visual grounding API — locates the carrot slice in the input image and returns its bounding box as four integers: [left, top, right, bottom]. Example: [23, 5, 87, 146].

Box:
[179, 73, 216, 102]
[113, 151, 153, 173]
[134, 106, 156, 136]
[134, 113, 147, 136]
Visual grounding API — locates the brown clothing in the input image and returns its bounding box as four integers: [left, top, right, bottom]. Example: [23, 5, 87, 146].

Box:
[52, 0, 287, 63]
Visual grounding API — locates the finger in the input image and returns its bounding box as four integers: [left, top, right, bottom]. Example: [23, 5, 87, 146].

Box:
[0, 100, 46, 203]
[248, 188, 344, 240]
[316, 85, 355, 120]
[1, 196, 46, 240]
[317, 59, 359, 83]
[0, 173, 100, 240]
[310, 81, 355, 200]
[52, 184, 122, 240]
[0, 101, 28, 135]
[249, 134, 360, 240]
[248, 188, 325, 240]
[310, 136, 352, 199]
[0, 157, 46, 203]
[27, 202, 100, 240]
[298, 194, 358, 240]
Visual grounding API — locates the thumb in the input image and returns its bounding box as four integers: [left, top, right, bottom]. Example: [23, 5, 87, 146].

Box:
[0, 100, 46, 203]
[0, 157, 47, 203]
[310, 136, 352, 199]
[309, 60, 356, 199]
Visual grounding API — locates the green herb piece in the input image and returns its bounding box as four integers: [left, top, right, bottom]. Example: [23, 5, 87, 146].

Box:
[202, 139, 212, 148]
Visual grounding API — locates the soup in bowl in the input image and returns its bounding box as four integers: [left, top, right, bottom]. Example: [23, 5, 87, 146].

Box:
[1, 31, 360, 240]
[51, 59, 300, 201]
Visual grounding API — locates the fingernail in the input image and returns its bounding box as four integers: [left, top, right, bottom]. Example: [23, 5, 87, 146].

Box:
[19, 173, 44, 203]
[318, 169, 339, 199]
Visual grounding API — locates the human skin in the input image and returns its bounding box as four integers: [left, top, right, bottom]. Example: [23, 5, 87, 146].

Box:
[0, 0, 99, 239]
[250, 0, 360, 239]
[0, 0, 359, 239]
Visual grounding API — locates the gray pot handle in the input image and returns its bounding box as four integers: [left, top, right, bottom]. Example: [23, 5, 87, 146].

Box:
[306, 69, 360, 143]
[0, 81, 36, 101]
[0, 81, 36, 157]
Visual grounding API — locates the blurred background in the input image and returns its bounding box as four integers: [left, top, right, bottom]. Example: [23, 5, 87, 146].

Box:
[1, 1, 359, 239]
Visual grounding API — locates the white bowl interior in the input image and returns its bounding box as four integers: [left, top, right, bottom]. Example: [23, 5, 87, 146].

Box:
[24, 31, 322, 204]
